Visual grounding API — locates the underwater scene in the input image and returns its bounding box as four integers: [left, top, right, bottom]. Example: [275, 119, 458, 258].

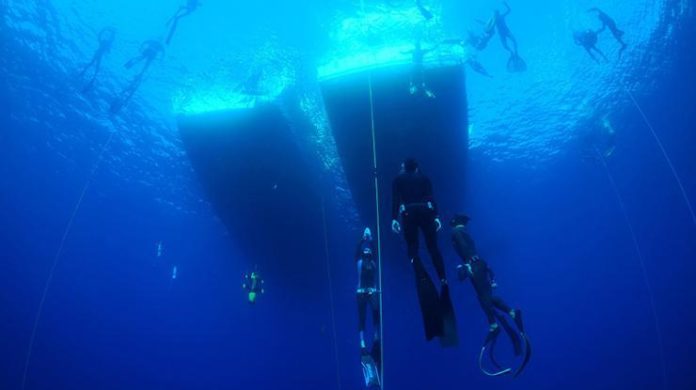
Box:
[2, 0, 696, 389]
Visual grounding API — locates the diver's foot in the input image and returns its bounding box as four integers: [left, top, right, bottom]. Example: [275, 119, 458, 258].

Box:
[409, 85, 417, 95]
[425, 90, 436, 99]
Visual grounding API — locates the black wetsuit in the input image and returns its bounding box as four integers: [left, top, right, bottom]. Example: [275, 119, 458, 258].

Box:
[356, 239, 380, 333]
[392, 171, 446, 281]
[452, 226, 511, 324]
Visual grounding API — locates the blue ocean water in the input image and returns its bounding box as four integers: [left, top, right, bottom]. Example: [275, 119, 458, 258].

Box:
[1, 0, 695, 389]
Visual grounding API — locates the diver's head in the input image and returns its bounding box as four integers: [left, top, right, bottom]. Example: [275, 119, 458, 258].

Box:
[402, 158, 419, 173]
[450, 214, 471, 228]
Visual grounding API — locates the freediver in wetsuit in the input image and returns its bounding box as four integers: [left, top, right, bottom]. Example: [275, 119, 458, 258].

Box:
[392, 159, 457, 346]
[355, 228, 382, 388]
[405, 41, 437, 99]
[111, 40, 165, 113]
[486, 1, 526, 72]
[79, 27, 116, 91]
[574, 29, 608, 63]
[242, 268, 265, 304]
[166, 0, 201, 45]
[588, 7, 627, 57]
[451, 214, 531, 377]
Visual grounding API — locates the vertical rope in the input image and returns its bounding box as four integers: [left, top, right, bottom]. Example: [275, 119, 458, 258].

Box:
[626, 87, 696, 229]
[21, 131, 116, 390]
[596, 148, 668, 388]
[367, 71, 385, 387]
[321, 197, 342, 390]
[360, 1, 385, 386]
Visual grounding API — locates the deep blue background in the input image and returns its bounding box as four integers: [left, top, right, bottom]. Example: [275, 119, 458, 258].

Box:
[1, 6, 695, 390]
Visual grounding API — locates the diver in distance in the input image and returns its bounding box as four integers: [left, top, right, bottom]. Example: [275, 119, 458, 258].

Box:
[416, 0, 433, 20]
[355, 227, 382, 388]
[79, 27, 116, 91]
[404, 41, 437, 98]
[166, 0, 201, 45]
[450, 214, 531, 377]
[242, 267, 265, 304]
[111, 40, 164, 113]
[588, 7, 627, 57]
[392, 159, 457, 346]
[574, 29, 608, 63]
[485, 1, 526, 72]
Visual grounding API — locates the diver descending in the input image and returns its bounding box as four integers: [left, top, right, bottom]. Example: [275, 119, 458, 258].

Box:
[405, 41, 437, 99]
[79, 27, 116, 91]
[574, 29, 608, 63]
[450, 214, 531, 377]
[242, 268, 265, 304]
[486, 1, 526, 72]
[416, 0, 433, 20]
[111, 40, 164, 113]
[355, 228, 382, 389]
[166, 0, 201, 45]
[588, 7, 627, 57]
[391, 159, 457, 346]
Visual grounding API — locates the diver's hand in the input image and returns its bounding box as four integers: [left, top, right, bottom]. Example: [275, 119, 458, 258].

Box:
[391, 219, 401, 234]
[434, 217, 442, 232]
[491, 280, 498, 289]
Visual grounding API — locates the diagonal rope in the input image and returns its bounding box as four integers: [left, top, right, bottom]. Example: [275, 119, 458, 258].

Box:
[595, 148, 668, 389]
[321, 197, 342, 390]
[21, 130, 116, 390]
[626, 87, 696, 229]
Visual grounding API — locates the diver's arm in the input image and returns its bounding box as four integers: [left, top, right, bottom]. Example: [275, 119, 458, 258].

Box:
[391, 178, 401, 220]
[425, 177, 439, 216]
[357, 260, 363, 290]
[452, 231, 470, 261]
[502, 2, 511, 17]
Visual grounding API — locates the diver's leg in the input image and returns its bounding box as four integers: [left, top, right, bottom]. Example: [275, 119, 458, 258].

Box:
[403, 213, 420, 261]
[124, 55, 143, 69]
[357, 293, 368, 348]
[491, 296, 512, 314]
[371, 293, 381, 341]
[585, 47, 599, 63]
[80, 54, 98, 77]
[166, 17, 180, 45]
[477, 294, 497, 328]
[421, 211, 446, 282]
[508, 34, 519, 56]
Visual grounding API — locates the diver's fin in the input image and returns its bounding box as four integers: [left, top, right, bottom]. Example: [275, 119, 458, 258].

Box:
[438, 284, 459, 347]
[361, 352, 381, 388]
[412, 257, 443, 341]
[512, 309, 525, 333]
[371, 340, 382, 372]
[496, 314, 522, 356]
[514, 334, 532, 377]
[488, 329, 503, 369]
[506, 54, 527, 73]
[479, 344, 512, 377]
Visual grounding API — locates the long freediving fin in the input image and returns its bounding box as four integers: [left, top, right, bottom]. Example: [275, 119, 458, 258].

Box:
[512, 310, 532, 377]
[361, 352, 381, 388]
[496, 313, 522, 356]
[412, 257, 443, 341]
[438, 284, 459, 347]
[478, 326, 513, 377]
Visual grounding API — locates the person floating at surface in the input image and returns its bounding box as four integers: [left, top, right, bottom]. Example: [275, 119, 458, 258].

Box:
[450, 214, 531, 377]
[111, 40, 165, 113]
[242, 268, 265, 304]
[355, 227, 382, 388]
[416, 0, 433, 20]
[79, 27, 116, 91]
[588, 7, 627, 56]
[486, 1, 526, 72]
[166, 0, 201, 45]
[392, 158, 457, 346]
[574, 29, 608, 63]
[404, 41, 437, 99]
